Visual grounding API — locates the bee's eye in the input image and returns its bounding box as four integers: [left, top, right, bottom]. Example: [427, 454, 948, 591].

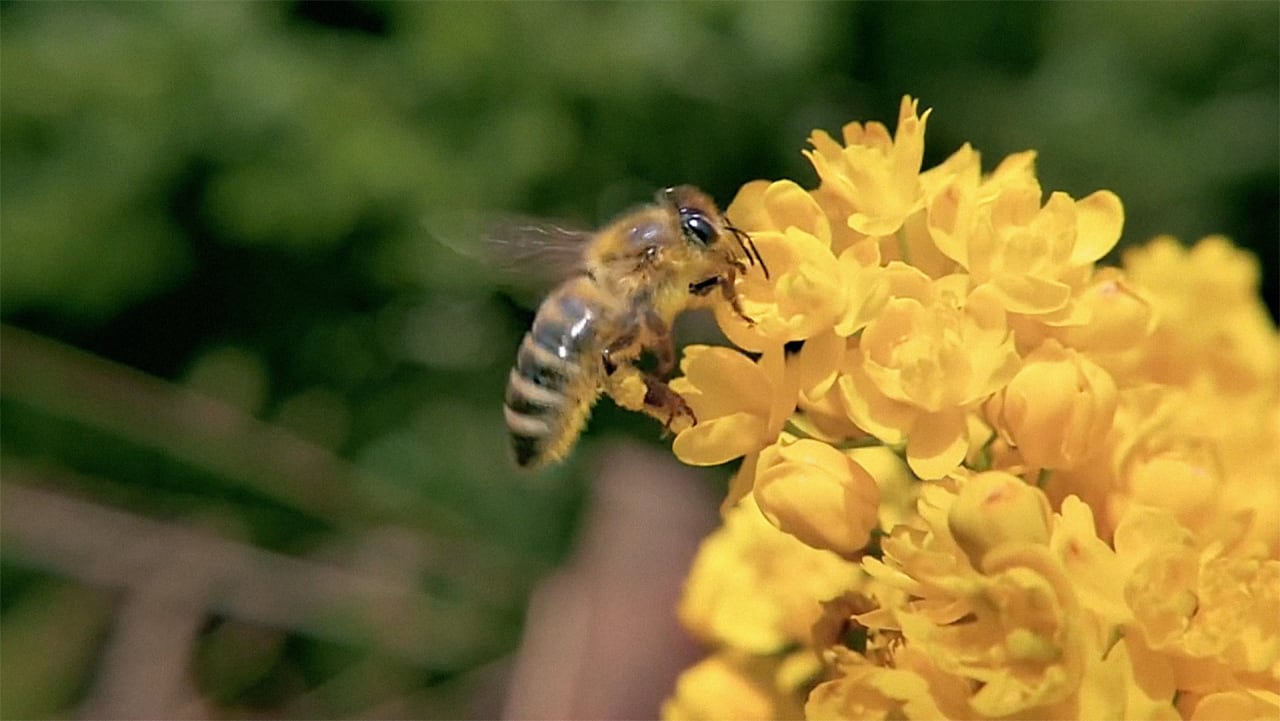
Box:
[680, 210, 717, 246]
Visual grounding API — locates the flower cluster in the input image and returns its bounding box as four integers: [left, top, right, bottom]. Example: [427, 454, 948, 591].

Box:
[663, 98, 1280, 720]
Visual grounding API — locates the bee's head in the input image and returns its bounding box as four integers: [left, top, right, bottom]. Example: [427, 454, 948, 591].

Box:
[660, 185, 769, 279]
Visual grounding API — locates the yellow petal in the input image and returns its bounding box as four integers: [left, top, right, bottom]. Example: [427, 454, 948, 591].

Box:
[796, 329, 846, 401]
[837, 363, 913, 444]
[1071, 190, 1124, 265]
[675, 345, 770, 420]
[723, 179, 772, 232]
[674, 412, 768, 466]
[905, 408, 968, 479]
[988, 274, 1072, 315]
[1190, 690, 1280, 721]
[763, 179, 831, 244]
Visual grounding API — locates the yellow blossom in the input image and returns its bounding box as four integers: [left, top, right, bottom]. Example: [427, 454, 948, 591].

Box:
[670, 344, 794, 466]
[717, 180, 888, 350]
[1049, 496, 1131, 628]
[987, 338, 1118, 470]
[1114, 506, 1280, 692]
[805, 646, 963, 721]
[1070, 381, 1280, 556]
[860, 482, 981, 626]
[947, 470, 1053, 567]
[678, 494, 864, 655]
[1073, 637, 1180, 721]
[805, 96, 931, 237]
[1123, 235, 1280, 394]
[662, 98, 1280, 721]
[753, 438, 881, 556]
[1009, 266, 1156, 360]
[716, 180, 844, 350]
[867, 477, 1088, 716]
[928, 147, 1125, 318]
[838, 271, 1021, 479]
[663, 652, 806, 721]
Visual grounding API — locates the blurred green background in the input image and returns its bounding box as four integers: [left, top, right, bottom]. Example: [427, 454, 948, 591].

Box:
[2, 2, 1276, 718]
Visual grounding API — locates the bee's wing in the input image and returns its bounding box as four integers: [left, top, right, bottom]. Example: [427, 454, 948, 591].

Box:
[429, 213, 593, 293]
[481, 217, 594, 285]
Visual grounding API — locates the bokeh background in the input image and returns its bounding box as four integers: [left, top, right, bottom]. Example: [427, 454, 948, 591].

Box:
[2, 2, 1276, 719]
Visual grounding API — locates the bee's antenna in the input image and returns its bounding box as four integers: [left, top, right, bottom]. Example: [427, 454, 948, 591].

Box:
[727, 223, 770, 279]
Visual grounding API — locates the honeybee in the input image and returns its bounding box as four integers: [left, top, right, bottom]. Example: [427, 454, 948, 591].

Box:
[502, 185, 767, 468]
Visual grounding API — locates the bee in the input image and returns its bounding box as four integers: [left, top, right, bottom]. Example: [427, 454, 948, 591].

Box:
[502, 185, 767, 468]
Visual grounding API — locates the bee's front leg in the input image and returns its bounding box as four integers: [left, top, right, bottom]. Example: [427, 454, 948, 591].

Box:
[718, 270, 755, 326]
[692, 270, 754, 325]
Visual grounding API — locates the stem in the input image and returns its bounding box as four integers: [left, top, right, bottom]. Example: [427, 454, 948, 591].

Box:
[895, 226, 912, 265]
[1035, 468, 1052, 489]
[833, 436, 889, 451]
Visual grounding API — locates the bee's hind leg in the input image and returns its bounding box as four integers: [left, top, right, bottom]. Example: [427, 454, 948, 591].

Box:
[604, 365, 696, 435]
[602, 314, 695, 433]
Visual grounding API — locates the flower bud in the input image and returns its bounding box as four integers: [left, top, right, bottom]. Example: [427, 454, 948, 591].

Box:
[754, 439, 880, 556]
[948, 471, 1052, 567]
[990, 339, 1117, 469]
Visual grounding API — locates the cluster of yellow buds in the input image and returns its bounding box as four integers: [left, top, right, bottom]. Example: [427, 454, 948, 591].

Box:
[663, 98, 1279, 720]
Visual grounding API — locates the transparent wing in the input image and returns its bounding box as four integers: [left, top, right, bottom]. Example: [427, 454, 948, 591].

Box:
[427, 212, 593, 293]
[480, 217, 593, 284]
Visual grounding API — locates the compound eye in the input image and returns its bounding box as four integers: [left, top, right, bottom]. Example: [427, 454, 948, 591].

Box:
[680, 210, 717, 246]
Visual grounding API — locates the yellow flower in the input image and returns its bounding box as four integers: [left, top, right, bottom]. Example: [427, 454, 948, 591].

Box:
[672, 336, 850, 509]
[947, 470, 1053, 568]
[662, 100, 1280, 721]
[805, 647, 963, 721]
[952, 166, 1121, 318]
[1049, 496, 1131, 628]
[860, 481, 982, 628]
[717, 179, 839, 350]
[1123, 235, 1280, 394]
[897, 543, 1088, 717]
[717, 180, 887, 350]
[753, 438, 881, 556]
[1020, 267, 1155, 354]
[987, 339, 1118, 470]
[838, 271, 1021, 479]
[678, 494, 864, 655]
[805, 96, 931, 237]
[856, 477, 1101, 717]
[1068, 381, 1280, 556]
[928, 147, 1125, 318]
[1114, 506, 1280, 691]
[663, 652, 806, 721]
[670, 344, 794, 466]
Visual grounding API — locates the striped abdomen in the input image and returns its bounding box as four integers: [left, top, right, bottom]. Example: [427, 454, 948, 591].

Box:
[504, 278, 608, 468]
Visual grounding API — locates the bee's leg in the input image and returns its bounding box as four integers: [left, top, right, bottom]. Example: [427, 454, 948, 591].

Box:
[640, 373, 696, 434]
[601, 325, 640, 376]
[641, 310, 677, 377]
[604, 363, 696, 434]
[719, 272, 755, 325]
[692, 271, 753, 325]
[604, 317, 694, 432]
